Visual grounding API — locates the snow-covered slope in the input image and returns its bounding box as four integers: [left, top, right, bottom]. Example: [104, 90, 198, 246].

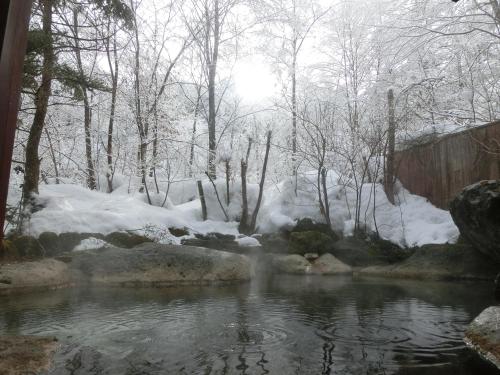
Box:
[26, 184, 239, 239]
[24, 171, 459, 248]
[259, 171, 459, 247]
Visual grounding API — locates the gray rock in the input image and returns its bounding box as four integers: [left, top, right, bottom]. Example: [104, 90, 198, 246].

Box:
[359, 243, 498, 281]
[464, 306, 500, 369]
[450, 180, 500, 263]
[104, 232, 152, 248]
[181, 232, 239, 252]
[271, 254, 311, 274]
[0, 259, 71, 295]
[70, 243, 252, 286]
[311, 253, 352, 275]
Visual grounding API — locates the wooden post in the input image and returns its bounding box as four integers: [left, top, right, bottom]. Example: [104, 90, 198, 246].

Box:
[0, 1, 33, 246]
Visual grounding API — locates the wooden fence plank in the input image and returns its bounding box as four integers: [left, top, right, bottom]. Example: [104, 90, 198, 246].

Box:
[395, 120, 500, 209]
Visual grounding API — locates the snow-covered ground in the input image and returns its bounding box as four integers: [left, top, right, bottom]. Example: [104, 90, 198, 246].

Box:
[25, 184, 240, 241]
[17, 170, 459, 248]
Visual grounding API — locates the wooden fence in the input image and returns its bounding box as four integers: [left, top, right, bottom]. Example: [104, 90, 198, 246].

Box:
[394, 120, 500, 209]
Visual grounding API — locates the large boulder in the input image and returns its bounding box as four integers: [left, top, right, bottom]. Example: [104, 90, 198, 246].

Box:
[359, 243, 498, 281]
[70, 243, 252, 286]
[8, 235, 43, 258]
[181, 232, 240, 252]
[270, 254, 311, 274]
[0, 259, 71, 295]
[104, 231, 152, 248]
[450, 180, 500, 263]
[331, 237, 404, 267]
[311, 253, 352, 275]
[465, 306, 500, 370]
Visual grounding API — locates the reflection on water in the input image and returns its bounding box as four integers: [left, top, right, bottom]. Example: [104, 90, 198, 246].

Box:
[0, 275, 498, 374]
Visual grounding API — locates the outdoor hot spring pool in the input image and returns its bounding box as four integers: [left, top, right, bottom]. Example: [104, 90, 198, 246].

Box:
[0, 275, 498, 375]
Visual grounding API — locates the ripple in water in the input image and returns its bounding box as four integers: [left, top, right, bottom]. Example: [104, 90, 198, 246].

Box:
[0, 275, 497, 374]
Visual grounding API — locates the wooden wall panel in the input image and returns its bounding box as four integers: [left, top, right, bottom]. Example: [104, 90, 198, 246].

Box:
[395, 120, 500, 209]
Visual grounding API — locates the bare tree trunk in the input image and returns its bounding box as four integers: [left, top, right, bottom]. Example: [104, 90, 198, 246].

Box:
[105, 24, 118, 193]
[321, 167, 331, 227]
[206, 0, 220, 179]
[83, 96, 96, 190]
[73, 9, 96, 190]
[239, 138, 252, 233]
[384, 88, 396, 205]
[249, 131, 272, 232]
[189, 87, 201, 177]
[291, 50, 297, 174]
[239, 159, 248, 233]
[44, 128, 59, 184]
[23, 0, 54, 207]
[317, 166, 325, 216]
[197, 180, 207, 221]
[152, 107, 160, 194]
[225, 160, 230, 205]
[130, 0, 150, 203]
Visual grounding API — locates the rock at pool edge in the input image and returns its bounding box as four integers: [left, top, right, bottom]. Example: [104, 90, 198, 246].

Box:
[464, 306, 500, 370]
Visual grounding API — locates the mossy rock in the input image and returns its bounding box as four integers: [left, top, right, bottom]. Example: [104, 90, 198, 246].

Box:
[291, 218, 339, 242]
[368, 235, 414, 264]
[289, 230, 335, 255]
[332, 236, 413, 267]
[58, 232, 105, 251]
[38, 232, 61, 256]
[169, 227, 190, 237]
[11, 235, 43, 258]
[104, 232, 152, 248]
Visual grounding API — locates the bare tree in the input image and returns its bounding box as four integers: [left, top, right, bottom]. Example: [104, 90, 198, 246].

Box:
[23, 0, 55, 208]
[187, 0, 239, 179]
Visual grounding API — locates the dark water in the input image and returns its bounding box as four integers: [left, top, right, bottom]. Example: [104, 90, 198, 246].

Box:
[0, 275, 498, 375]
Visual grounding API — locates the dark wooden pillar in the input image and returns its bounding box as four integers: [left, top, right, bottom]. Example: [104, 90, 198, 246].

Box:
[0, 0, 33, 244]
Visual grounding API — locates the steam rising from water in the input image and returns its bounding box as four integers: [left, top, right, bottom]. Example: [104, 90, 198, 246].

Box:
[0, 275, 496, 374]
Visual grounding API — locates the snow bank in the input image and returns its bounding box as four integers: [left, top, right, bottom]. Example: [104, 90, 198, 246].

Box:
[25, 168, 459, 248]
[167, 179, 199, 205]
[201, 179, 259, 222]
[259, 171, 459, 247]
[27, 184, 239, 237]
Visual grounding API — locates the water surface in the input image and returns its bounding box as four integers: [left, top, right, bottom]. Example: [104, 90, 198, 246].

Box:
[0, 275, 498, 374]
